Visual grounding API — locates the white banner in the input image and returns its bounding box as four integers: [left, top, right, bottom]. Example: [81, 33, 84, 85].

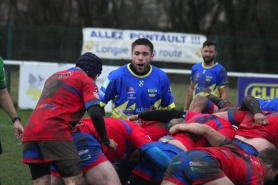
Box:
[81, 28, 207, 64]
[18, 62, 116, 112]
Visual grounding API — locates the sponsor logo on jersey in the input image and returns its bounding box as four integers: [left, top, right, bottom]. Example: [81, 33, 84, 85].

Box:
[189, 161, 209, 166]
[129, 87, 135, 92]
[128, 87, 136, 94]
[123, 108, 134, 116]
[128, 93, 136, 99]
[37, 104, 56, 109]
[55, 71, 73, 78]
[194, 73, 199, 81]
[135, 107, 148, 113]
[190, 167, 206, 172]
[148, 89, 157, 92]
[93, 92, 100, 99]
[148, 89, 157, 97]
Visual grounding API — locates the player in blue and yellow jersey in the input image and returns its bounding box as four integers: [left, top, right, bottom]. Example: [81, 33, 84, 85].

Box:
[99, 38, 175, 119]
[256, 97, 278, 112]
[184, 40, 228, 112]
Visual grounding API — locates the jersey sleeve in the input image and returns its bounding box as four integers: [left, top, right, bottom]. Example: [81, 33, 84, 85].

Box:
[227, 110, 250, 126]
[99, 71, 118, 107]
[0, 57, 6, 89]
[216, 66, 228, 87]
[160, 73, 175, 109]
[189, 64, 197, 81]
[82, 76, 101, 109]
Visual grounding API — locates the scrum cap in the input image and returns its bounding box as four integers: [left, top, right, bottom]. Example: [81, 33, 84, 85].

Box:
[76, 52, 102, 79]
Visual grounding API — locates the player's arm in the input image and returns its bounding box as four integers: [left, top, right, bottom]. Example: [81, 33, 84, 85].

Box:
[87, 105, 117, 150]
[0, 88, 24, 139]
[206, 94, 231, 108]
[184, 81, 194, 111]
[169, 123, 230, 147]
[143, 146, 172, 171]
[220, 86, 228, 101]
[0, 57, 24, 139]
[161, 74, 176, 110]
[100, 106, 105, 116]
[137, 110, 185, 122]
[98, 74, 117, 116]
[240, 95, 268, 125]
[240, 95, 262, 113]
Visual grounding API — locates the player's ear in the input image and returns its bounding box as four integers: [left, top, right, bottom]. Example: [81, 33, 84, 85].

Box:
[93, 74, 100, 81]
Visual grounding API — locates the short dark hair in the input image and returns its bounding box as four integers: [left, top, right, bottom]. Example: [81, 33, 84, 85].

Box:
[203, 40, 217, 50]
[132, 38, 154, 54]
[258, 148, 278, 171]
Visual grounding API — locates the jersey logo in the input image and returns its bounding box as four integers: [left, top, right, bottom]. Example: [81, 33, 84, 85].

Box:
[139, 80, 144, 87]
[194, 73, 200, 81]
[206, 75, 212, 82]
[128, 87, 136, 99]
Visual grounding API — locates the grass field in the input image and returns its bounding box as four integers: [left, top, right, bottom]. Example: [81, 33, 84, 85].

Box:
[0, 109, 33, 185]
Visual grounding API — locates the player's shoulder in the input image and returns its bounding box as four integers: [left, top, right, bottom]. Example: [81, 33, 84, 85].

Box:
[214, 62, 227, 70]
[191, 62, 203, 69]
[150, 65, 168, 77]
[108, 64, 129, 78]
[192, 62, 202, 67]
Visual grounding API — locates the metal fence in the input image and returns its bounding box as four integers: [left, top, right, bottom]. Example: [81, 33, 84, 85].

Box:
[0, 24, 278, 94]
[1, 24, 278, 76]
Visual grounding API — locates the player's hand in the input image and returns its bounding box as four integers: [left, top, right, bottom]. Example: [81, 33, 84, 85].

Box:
[254, 113, 268, 125]
[108, 139, 118, 152]
[129, 115, 138, 121]
[14, 121, 24, 139]
[168, 118, 185, 129]
[127, 150, 141, 162]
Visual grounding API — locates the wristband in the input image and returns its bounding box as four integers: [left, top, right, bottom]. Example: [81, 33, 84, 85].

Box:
[102, 138, 110, 146]
[12, 116, 21, 123]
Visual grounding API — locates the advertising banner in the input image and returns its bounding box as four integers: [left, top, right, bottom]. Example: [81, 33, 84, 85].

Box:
[18, 62, 117, 111]
[237, 77, 278, 105]
[81, 28, 207, 64]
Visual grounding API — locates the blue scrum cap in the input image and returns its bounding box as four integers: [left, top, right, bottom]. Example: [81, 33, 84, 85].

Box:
[76, 52, 102, 79]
